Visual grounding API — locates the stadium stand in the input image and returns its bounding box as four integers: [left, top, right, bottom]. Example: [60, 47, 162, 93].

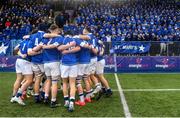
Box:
[73, 0, 179, 42]
[0, 0, 179, 56]
[0, 0, 51, 40]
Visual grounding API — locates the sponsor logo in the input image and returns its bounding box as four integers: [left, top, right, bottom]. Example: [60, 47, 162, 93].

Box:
[128, 58, 149, 69]
[155, 58, 175, 69]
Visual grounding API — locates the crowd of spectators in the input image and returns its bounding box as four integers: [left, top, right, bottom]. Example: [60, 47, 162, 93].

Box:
[0, 0, 52, 42]
[71, 0, 179, 42]
[0, 0, 179, 44]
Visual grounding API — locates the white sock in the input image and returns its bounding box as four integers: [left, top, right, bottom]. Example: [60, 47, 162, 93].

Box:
[34, 93, 39, 96]
[70, 96, 75, 104]
[86, 90, 92, 98]
[18, 89, 22, 94]
[79, 93, 85, 102]
[45, 94, 49, 98]
[51, 98, 56, 102]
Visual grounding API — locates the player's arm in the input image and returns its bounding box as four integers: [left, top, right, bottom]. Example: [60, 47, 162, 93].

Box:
[13, 44, 20, 55]
[27, 36, 42, 55]
[99, 47, 105, 56]
[23, 35, 30, 39]
[57, 41, 76, 51]
[28, 48, 42, 56]
[75, 39, 91, 49]
[14, 44, 20, 52]
[91, 45, 98, 55]
[82, 43, 92, 49]
[32, 43, 43, 52]
[42, 41, 61, 49]
[75, 35, 90, 40]
[62, 46, 81, 54]
[42, 44, 58, 49]
[17, 51, 27, 58]
[43, 33, 60, 38]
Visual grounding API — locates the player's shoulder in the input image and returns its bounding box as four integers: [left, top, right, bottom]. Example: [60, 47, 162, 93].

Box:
[56, 35, 64, 39]
[31, 31, 44, 37]
[37, 31, 45, 36]
[29, 33, 37, 39]
[53, 35, 64, 41]
[87, 33, 93, 37]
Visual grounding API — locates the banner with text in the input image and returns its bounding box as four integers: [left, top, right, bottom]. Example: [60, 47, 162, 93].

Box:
[0, 56, 180, 73]
[113, 42, 151, 54]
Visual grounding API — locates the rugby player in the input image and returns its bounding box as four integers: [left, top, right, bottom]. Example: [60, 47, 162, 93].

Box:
[78, 27, 102, 96]
[95, 40, 112, 98]
[10, 35, 33, 105]
[59, 31, 80, 112]
[27, 25, 46, 103]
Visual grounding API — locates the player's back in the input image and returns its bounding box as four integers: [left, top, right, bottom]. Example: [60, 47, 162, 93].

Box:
[75, 38, 91, 64]
[28, 31, 45, 64]
[42, 36, 62, 63]
[61, 36, 78, 65]
[18, 39, 31, 61]
[87, 33, 98, 58]
[97, 42, 104, 61]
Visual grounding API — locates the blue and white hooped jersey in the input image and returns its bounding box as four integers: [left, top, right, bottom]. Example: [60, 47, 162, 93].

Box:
[28, 31, 45, 64]
[42, 36, 64, 63]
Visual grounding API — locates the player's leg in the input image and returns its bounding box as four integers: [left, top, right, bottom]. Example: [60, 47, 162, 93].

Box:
[16, 74, 33, 98]
[84, 75, 93, 102]
[68, 77, 76, 112]
[32, 64, 44, 103]
[43, 63, 51, 103]
[12, 73, 24, 97]
[75, 77, 86, 106]
[26, 83, 34, 97]
[89, 58, 101, 94]
[11, 59, 23, 98]
[96, 59, 112, 97]
[43, 76, 51, 103]
[14, 60, 33, 105]
[62, 78, 69, 107]
[88, 76, 93, 87]
[50, 76, 60, 108]
[96, 74, 112, 96]
[50, 62, 61, 107]
[68, 65, 78, 112]
[83, 64, 93, 102]
[60, 65, 69, 108]
[39, 74, 47, 101]
[13, 74, 33, 105]
[90, 74, 101, 93]
[75, 64, 86, 106]
[11, 73, 23, 102]
[58, 63, 62, 90]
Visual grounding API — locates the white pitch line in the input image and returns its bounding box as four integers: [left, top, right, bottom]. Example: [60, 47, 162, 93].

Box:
[123, 89, 180, 92]
[111, 89, 180, 92]
[114, 73, 132, 118]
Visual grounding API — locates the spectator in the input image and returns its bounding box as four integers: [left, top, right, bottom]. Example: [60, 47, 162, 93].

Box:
[55, 12, 65, 28]
[106, 34, 111, 42]
[5, 19, 11, 27]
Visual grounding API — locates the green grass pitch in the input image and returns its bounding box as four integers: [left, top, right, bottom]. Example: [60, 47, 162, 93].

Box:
[0, 72, 180, 117]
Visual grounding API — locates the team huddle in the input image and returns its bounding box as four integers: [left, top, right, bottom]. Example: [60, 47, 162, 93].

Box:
[10, 24, 112, 112]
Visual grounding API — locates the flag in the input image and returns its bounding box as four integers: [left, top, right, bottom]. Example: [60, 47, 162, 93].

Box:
[113, 42, 151, 54]
[0, 41, 10, 56]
